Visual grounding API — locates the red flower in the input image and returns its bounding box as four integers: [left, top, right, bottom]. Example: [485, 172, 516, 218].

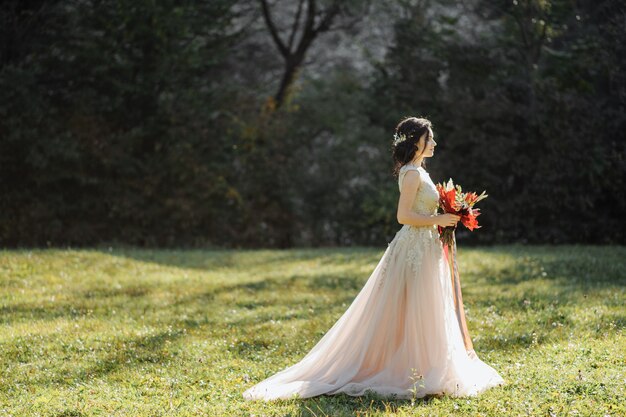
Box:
[435, 179, 488, 244]
[461, 208, 482, 231]
[437, 184, 460, 213]
[464, 192, 477, 205]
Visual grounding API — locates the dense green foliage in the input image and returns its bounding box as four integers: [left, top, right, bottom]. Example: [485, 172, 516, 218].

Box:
[1, 245, 624, 415]
[1, 0, 624, 247]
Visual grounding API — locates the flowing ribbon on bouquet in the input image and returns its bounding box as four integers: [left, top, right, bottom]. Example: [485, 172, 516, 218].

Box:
[443, 231, 475, 355]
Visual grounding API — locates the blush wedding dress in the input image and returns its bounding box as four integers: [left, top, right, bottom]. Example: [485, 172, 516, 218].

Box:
[242, 164, 505, 401]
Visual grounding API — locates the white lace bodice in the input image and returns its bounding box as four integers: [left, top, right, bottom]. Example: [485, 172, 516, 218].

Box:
[383, 164, 443, 279]
[398, 164, 439, 216]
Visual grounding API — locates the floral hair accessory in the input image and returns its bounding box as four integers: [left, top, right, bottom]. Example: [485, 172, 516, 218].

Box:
[393, 132, 409, 146]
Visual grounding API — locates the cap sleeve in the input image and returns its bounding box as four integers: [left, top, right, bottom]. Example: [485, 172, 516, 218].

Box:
[398, 165, 421, 191]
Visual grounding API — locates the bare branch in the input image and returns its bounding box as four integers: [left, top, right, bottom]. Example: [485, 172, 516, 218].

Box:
[324, 14, 364, 34]
[259, 0, 289, 57]
[258, 0, 350, 108]
[287, 0, 305, 51]
[313, 2, 341, 35]
[305, 0, 316, 34]
[292, 0, 319, 59]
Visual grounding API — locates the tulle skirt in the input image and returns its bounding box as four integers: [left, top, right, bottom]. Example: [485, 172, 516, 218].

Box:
[242, 224, 505, 401]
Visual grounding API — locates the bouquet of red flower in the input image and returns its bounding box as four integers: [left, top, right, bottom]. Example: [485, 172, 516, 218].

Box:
[435, 179, 488, 356]
[435, 179, 488, 247]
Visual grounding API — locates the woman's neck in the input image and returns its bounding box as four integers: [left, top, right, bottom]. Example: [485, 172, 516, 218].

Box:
[410, 157, 423, 166]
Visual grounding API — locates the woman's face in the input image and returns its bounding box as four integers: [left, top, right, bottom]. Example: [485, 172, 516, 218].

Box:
[417, 127, 436, 158]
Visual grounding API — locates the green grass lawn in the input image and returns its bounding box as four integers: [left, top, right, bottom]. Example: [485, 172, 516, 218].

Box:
[1, 245, 624, 416]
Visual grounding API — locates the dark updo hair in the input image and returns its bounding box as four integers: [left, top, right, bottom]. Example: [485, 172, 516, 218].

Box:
[391, 116, 433, 178]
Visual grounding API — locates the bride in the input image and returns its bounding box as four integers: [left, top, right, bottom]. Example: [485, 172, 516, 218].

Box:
[243, 116, 505, 401]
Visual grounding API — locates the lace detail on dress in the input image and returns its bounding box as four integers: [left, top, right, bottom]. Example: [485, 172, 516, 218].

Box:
[395, 164, 443, 275]
[374, 165, 444, 292]
[398, 226, 443, 276]
[376, 225, 443, 291]
[376, 240, 396, 290]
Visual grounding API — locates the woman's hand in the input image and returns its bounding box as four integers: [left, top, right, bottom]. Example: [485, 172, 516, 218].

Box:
[436, 213, 461, 227]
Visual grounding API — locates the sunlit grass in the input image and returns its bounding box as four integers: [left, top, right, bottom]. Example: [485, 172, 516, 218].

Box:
[0, 245, 624, 416]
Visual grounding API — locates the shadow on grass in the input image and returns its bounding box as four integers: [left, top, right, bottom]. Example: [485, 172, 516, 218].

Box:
[269, 390, 448, 416]
[0, 284, 154, 325]
[166, 248, 625, 357]
[54, 411, 87, 417]
[5, 245, 624, 391]
[23, 329, 185, 388]
[98, 246, 384, 272]
[168, 272, 366, 313]
[223, 272, 365, 295]
[465, 245, 625, 287]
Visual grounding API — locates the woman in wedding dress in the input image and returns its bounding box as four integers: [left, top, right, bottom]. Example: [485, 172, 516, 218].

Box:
[243, 117, 505, 401]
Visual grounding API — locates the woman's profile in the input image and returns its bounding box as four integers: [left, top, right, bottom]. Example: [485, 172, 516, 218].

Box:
[243, 116, 505, 401]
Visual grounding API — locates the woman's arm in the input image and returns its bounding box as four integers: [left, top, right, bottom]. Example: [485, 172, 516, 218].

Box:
[396, 171, 459, 227]
[396, 171, 437, 226]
